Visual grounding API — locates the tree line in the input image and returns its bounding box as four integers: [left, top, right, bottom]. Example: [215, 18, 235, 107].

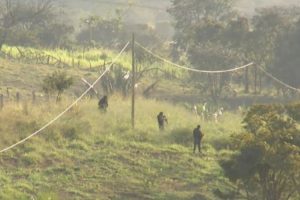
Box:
[0, 0, 161, 50]
[2, 0, 300, 99]
[168, 0, 300, 97]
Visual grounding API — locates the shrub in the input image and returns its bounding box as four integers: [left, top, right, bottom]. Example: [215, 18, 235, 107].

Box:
[168, 128, 191, 145]
[68, 141, 89, 151]
[21, 153, 42, 166]
[42, 71, 73, 102]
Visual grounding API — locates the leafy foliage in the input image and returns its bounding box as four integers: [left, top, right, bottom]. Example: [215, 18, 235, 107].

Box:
[42, 71, 73, 102]
[221, 104, 300, 200]
[272, 17, 300, 88]
[0, 0, 74, 49]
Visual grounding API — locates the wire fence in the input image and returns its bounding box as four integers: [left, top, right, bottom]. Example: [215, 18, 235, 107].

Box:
[0, 42, 130, 153]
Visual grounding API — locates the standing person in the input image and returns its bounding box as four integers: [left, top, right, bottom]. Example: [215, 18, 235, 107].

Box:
[98, 95, 108, 112]
[193, 125, 204, 153]
[157, 112, 168, 131]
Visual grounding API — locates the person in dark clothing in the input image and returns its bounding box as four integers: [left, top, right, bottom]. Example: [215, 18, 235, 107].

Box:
[98, 95, 108, 112]
[157, 112, 168, 131]
[193, 125, 203, 153]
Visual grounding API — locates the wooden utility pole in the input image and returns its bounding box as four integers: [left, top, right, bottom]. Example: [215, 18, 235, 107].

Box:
[16, 92, 20, 104]
[6, 87, 10, 99]
[244, 67, 249, 93]
[259, 70, 262, 94]
[32, 91, 36, 104]
[131, 33, 136, 129]
[0, 94, 3, 110]
[254, 65, 257, 94]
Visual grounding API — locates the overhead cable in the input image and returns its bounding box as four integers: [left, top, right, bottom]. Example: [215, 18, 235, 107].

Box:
[136, 42, 254, 74]
[0, 42, 130, 153]
[257, 66, 300, 93]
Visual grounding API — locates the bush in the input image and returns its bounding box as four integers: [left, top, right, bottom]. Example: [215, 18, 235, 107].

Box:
[168, 128, 192, 145]
[68, 141, 89, 151]
[124, 129, 153, 143]
[61, 119, 91, 141]
[62, 126, 78, 140]
[21, 153, 42, 166]
[209, 135, 232, 151]
[36, 191, 59, 200]
[42, 71, 73, 102]
[43, 128, 63, 143]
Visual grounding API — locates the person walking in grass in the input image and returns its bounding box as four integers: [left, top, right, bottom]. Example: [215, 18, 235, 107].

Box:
[193, 125, 204, 153]
[157, 112, 168, 131]
[98, 95, 108, 112]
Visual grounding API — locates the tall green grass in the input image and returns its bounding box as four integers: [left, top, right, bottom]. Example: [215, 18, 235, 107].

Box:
[0, 44, 189, 80]
[0, 96, 242, 199]
[1, 45, 132, 69]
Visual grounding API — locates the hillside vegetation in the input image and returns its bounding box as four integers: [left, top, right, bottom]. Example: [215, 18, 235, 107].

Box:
[0, 96, 241, 200]
[1, 1, 300, 199]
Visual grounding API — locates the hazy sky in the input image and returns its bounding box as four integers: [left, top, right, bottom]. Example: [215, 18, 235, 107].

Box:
[57, 0, 300, 26]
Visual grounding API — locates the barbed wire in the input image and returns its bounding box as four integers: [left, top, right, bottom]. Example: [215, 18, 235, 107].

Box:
[257, 66, 300, 93]
[0, 42, 130, 153]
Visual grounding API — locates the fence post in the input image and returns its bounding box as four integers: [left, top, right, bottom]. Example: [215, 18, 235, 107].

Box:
[259, 71, 262, 94]
[32, 91, 36, 104]
[6, 87, 10, 99]
[254, 65, 257, 94]
[16, 92, 20, 104]
[131, 33, 136, 129]
[0, 94, 3, 110]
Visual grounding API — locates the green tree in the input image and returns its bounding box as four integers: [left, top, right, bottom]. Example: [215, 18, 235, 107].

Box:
[248, 7, 300, 70]
[221, 104, 300, 200]
[168, 0, 248, 101]
[77, 13, 122, 47]
[42, 71, 73, 102]
[0, 0, 74, 49]
[168, 0, 235, 50]
[272, 18, 300, 89]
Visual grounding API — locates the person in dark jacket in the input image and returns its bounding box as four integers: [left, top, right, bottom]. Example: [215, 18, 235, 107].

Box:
[98, 95, 108, 112]
[157, 112, 168, 131]
[193, 125, 204, 153]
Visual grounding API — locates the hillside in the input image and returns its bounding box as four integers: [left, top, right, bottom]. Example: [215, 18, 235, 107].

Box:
[0, 94, 242, 199]
[1, 0, 300, 199]
[0, 44, 246, 199]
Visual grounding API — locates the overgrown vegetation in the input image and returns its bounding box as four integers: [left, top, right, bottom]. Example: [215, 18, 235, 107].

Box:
[0, 96, 241, 200]
[1, 0, 300, 199]
[42, 71, 73, 102]
[221, 104, 300, 200]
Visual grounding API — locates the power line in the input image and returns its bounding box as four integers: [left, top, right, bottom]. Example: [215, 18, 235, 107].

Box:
[137, 41, 300, 93]
[0, 42, 130, 153]
[136, 42, 254, 73]
[257, 66, 300, 93]
[95, 1, 166, 11]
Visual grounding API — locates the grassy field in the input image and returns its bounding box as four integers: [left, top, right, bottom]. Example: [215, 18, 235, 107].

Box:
[0, 45, 267, 200]
[0, 95, 242, 200]
[1, 45, 132, 70]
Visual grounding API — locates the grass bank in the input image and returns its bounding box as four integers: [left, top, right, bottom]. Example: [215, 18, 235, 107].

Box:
[0, 96, 242, 199]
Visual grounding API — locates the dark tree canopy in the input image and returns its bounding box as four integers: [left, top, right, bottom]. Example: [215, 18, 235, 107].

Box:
[221, 104, 300, 200]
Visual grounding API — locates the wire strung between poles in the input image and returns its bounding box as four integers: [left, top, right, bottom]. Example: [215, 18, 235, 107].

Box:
[136, 42, 300, 93]
[257, 66, 300, 93]
[0, 42, 130, 153]
[135, 42, 254, 73]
